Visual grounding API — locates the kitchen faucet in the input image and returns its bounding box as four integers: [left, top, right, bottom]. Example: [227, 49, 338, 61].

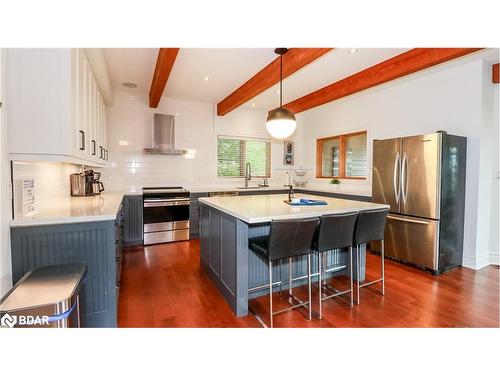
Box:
[245, 162, 252, 187]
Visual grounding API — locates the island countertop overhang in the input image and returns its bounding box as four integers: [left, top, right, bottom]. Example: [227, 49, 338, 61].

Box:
[198, 194, 389, 224]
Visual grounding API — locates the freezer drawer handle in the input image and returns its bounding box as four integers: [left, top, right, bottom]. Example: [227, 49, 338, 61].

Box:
[387, 215, 430, 225]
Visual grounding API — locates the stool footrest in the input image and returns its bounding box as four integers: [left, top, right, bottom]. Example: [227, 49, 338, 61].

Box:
[274, 301, 310, 315]
[321, 285, 351, 300]
[359, 277, 383, 288]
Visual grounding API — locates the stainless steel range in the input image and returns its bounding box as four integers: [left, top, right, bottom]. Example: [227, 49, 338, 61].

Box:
[142, 187, 190, 245]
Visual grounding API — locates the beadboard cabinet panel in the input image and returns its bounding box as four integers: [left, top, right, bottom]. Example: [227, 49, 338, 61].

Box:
[122, 195, 144, 246]
[10, 220, 119, 327]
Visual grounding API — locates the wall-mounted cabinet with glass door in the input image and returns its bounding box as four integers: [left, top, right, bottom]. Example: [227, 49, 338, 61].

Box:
[316, 131, 367, 179]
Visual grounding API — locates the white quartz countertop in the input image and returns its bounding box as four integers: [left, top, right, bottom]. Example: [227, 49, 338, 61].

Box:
[10, 190, 141, 228]
[188, 184, 371, 197]
[198, 193, 388, 224]
[9, 184, 371, 228]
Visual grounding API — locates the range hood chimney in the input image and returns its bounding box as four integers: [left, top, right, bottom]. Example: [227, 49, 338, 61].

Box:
[143, 113, 188, 155]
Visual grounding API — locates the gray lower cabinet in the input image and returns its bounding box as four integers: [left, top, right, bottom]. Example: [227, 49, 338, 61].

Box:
[122, 195, 143, 246]
[10, 213, 124, 328]
[189, 193, 208, 238]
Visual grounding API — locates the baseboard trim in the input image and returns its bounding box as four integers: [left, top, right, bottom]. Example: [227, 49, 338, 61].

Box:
[490, 254, 499, 266]
[124, 240, 144, 247]
[462, 252, 499, 270]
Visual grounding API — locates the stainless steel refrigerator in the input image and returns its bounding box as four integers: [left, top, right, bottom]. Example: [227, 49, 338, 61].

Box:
[372, 131, 466, 274]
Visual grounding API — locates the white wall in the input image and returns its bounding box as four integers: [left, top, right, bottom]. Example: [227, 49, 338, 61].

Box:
[296, 56, 499, 269]
[491, 84, 499, 265]
[99, 90, 299, 190]
[0, 49, 13, 298]
[476, 60, 499, 267]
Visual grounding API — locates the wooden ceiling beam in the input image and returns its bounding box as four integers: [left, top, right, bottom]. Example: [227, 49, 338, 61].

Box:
[149, 48, 180, 108]
[493, 63, 499, 84]
[282, 48, 483, 114]
[217, 48, 333, 116]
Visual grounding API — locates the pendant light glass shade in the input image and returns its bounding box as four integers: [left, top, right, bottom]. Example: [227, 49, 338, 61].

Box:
[265, 107, 297, 139]
[265, 48, 297, 139]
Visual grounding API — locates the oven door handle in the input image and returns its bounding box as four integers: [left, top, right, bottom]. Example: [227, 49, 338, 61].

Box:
[144, 197, 190, 203]
[144, 200, 190, 208]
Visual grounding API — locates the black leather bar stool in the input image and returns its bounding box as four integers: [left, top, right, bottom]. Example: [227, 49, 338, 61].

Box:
[248, 217, 319, 328]
[353, 208, 389, 304]
[311, 212, 358, 319]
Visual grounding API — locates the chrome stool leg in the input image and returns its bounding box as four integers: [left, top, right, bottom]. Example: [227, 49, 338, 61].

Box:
[381, 239, 385, 296]
[251, 255, 314, 328]
[318, 251, 322, 319]
[307, 253, 312, 321]
[279, 259, 283, 297]
[288, 257, 292, 295]
[269, 260, 273, 328]
[349, 246, 354, 308]
[356, 245, 360, 305]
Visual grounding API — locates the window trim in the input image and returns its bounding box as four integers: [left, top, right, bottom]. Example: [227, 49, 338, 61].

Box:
[217, 135, 272, 179]
[316, 130, 367, 180]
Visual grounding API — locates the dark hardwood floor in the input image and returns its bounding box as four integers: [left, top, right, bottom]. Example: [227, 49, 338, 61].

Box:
[118, 240, 499, 328]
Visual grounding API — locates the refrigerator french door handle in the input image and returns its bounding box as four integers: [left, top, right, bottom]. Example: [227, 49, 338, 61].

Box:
[401, 152, 408, 205]
[387, 215, 430, 225]
[393, 153, 400, 204]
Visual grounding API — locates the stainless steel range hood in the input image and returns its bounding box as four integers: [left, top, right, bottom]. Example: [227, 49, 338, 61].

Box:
[143, 113, 188, 155]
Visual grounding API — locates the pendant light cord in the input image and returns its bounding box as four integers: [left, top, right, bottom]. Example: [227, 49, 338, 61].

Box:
[280, 54, 283, 107]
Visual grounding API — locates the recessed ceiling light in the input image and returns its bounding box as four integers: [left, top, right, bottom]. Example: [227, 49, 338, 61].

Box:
[348, 48, 357, 54]
[122, 82, 138, 88]
[203, 76, 209, 81]
[251, 103, 256, 107]
[275, 89, 280, 94]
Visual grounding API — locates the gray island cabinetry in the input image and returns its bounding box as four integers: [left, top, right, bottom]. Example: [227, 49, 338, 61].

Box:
[199, 193, 388, 317]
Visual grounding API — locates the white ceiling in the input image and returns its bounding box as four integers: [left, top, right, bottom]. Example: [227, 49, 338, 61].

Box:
[103, 48, 159, 95]
[103, 48, 277, 103]
[167, 48, 277, 103]
[103, 48, 412, 110]
[243, 48, 409, 110]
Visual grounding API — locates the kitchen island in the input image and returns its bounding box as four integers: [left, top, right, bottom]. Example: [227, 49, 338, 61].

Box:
[198, 193, 388, 317]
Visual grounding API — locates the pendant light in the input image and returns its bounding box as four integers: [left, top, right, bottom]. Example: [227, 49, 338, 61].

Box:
[265, 48, 297, 139]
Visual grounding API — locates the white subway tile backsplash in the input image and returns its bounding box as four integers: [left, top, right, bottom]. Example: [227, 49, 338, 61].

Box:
[98, 91, 301, 190]
[12, 162, 80, 216]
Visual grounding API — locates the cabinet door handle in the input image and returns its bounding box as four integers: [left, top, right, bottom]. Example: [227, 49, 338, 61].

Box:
[92, 140, 96, 155]
[79, 130, 85, 151]
[105, 149, 109, 161]
[99, 146, 103, 159]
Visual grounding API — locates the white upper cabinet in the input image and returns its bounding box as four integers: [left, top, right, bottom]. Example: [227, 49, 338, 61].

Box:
[6, 48, 109, 166]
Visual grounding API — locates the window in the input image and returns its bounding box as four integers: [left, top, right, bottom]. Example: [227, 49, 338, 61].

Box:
[316, 131, 367, 179]
[217, 136, 271, 178]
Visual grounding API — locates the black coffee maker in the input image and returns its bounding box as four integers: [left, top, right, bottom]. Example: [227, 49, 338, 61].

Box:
[70, 168, 104, 196]
[91, 171, 105, 195]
